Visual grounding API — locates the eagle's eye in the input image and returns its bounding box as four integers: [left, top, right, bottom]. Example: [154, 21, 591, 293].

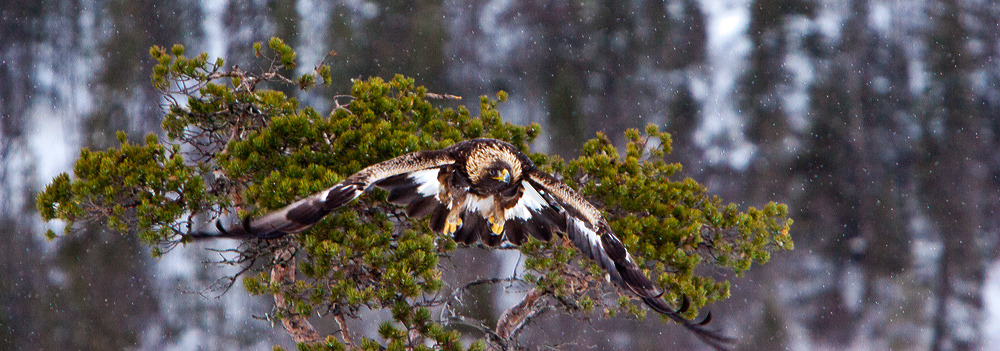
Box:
[492, 168, 511, 183]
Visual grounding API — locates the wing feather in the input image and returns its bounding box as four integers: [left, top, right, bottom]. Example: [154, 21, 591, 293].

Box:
[405, 196, 440, 218]
[376, 167, 451, 219]
[524, 170, 661, 296]
[566, 217, 624, 284]
[429, 205, 449, 233]
[349, 150, 455, 188]
[191, 150, 455, 239]
[503, 219, 528, 245]
[500, 180, 563, 243]
[524, 170, 731, 349]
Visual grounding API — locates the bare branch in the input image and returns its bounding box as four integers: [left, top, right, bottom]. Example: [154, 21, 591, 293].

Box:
[271, 247, 324, 343]
[424, 92, 462, 100]
[496, 288, 545, 341]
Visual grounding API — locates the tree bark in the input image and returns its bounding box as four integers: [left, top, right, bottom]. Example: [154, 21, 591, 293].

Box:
[495, 288, 545, 343]
[271, 247, 324, 344]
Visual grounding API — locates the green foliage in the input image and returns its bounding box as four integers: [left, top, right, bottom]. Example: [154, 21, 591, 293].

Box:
[519, 127, 792, 319]
[36, 131, 208, 255]
[36, 38, 792, 349]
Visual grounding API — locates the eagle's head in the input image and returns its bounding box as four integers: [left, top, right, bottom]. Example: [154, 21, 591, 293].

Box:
[491, 167, 512, 184]
[477, 162, 516, 194]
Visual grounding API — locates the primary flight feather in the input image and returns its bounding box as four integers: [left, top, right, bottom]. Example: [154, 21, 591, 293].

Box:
[192, 138, 731, 349]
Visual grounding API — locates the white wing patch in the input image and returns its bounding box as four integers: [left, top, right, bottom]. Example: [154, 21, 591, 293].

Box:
[409, 169, 442, 196]
[506, 202, 530, 220]
[572, 218, 603, 253]
[520, 181, 548, 210]
[506, 180, 549, 220]
[567, 216, 620, 284]
[314, 188, 332, 201]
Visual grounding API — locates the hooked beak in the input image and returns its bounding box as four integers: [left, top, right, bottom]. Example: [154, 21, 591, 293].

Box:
[493, 169, 511, 183]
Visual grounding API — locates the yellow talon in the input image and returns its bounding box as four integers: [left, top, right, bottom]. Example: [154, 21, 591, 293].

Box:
[489, 216, 504, 234]
[445, 218, 462, 234]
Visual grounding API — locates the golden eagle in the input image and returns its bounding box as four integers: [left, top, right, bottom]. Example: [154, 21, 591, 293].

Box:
[192, 138, 731, 349]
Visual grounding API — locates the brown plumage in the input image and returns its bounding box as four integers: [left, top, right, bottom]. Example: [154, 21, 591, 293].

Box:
[191, 138, 732, 349]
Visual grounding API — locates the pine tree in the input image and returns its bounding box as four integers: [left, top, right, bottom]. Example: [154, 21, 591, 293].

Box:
[36, 39, 792, 350]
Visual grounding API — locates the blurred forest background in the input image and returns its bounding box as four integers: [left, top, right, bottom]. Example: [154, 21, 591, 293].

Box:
[2, 0, 999, 350]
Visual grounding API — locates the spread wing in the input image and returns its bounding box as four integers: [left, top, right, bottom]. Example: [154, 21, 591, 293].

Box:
[372, 164, 461, 236]
[499, 179, 564, 245]
[521, 170, 660, 298]
[522, 170, 733, 350]
[190, 150, 455, 239]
